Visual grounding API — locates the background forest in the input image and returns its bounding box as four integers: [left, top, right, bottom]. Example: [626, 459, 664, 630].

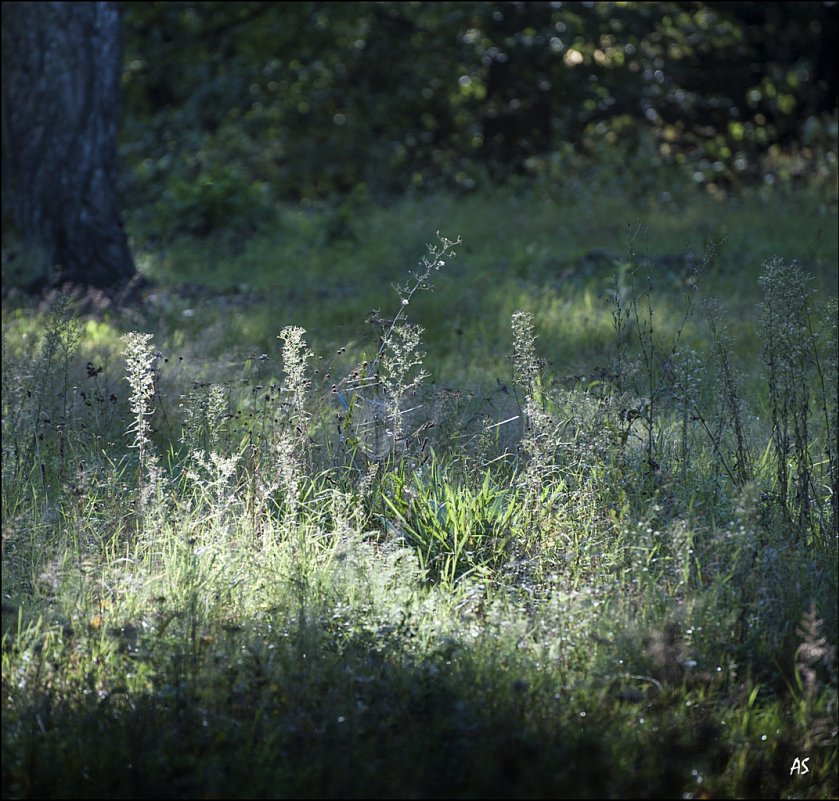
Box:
[2, 2, 838, 799]
[116, 1, 838, 239]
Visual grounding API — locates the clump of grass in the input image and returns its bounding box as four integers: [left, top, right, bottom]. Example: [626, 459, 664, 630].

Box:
[121, 331, 161, 520]
[510, 309, 554, 471]
[759, 257, 837, 541]
[703, 299, 753, 486]
[180, 382, 228, 455]
[273, 325, 313, 528]
[2, 295, 81, 500]
[379, 454, 520, 586]
[337, 233, 459, 464]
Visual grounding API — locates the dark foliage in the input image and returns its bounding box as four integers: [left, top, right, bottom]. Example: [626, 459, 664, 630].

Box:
[119, 1, 838, 237]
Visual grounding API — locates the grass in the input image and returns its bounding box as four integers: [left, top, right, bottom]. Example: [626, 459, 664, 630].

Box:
[123, 181, 837, 377]
[2, 176, 838, 799]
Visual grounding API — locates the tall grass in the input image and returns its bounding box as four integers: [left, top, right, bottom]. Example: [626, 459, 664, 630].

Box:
[2, 221, 837, 798]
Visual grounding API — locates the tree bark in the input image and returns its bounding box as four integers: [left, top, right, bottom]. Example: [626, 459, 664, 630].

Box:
[2, 1, 135, 290]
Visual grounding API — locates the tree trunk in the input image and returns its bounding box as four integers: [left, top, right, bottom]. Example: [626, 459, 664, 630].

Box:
[2, 1, 135, 290]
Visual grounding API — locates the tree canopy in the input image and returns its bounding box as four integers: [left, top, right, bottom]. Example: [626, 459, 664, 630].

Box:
[117, 2, 836, 237]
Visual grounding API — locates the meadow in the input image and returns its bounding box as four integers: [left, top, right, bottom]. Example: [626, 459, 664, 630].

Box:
[2, 173, 838, 798]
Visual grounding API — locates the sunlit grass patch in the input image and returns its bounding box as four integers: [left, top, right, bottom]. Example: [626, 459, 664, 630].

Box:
[117, 183, 837, 385]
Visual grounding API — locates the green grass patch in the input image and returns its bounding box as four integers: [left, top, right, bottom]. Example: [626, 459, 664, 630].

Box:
[3, 181, 837, 798]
